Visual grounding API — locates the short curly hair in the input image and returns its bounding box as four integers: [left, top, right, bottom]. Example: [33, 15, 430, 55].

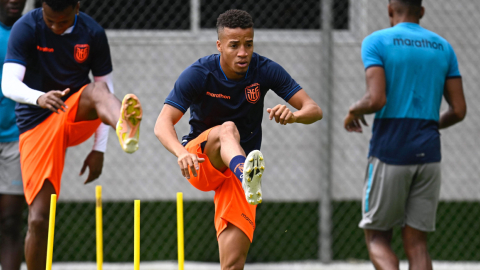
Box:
[390, 0, 422, 6]
[216, 9, 254, 37]
[43, 0, 78, 12]
[390, 0, 422, 16]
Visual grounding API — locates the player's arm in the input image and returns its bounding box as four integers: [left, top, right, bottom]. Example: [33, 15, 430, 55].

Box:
[3, 18, 70, 112]
[267, 89, 323, 125]
[344, 66, 386, 133]
[2, 63, 69, 112]
[439, 77, 466, 129]
[154, 104, 204, 179]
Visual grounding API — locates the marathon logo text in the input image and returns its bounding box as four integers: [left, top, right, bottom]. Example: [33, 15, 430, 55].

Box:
[37, 46, 54, 52]
[206, 92, 231, 99]
[241, 213, 254, 228]
[393, 38, 444, 51]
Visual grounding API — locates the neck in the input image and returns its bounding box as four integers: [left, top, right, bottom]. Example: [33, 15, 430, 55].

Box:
[0, 15, 16, 27]
[392, 15, 420, 26]
[219, 56, 244, 81]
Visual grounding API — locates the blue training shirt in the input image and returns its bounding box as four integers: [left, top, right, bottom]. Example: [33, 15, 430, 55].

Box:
[5, 8, 113, 134]
[362, 22, 461, 165]
[0, 21, 18, 142]
[165, 53, 302, 154]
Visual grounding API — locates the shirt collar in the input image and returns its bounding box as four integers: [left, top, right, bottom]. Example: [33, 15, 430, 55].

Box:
[61, 14, 77, 36]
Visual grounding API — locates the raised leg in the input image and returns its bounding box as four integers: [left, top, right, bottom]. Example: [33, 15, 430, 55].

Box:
[402, 225, 432, 270]
[75, 82, 142, 153]
[204, 121, 246, 171]
[24, 180, 56, 270]
[0, 194, 25, 270]
[364, 229, 399, 270]
[218, 223, 251, 270]
[75, 82, 121, 127]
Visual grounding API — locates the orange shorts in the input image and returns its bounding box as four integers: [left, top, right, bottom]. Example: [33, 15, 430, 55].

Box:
[185, 128, 257, 242]
[19, 85, 101, 205]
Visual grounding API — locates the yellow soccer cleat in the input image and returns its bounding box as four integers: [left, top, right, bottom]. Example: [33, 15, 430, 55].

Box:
[116, 94, 142, 153]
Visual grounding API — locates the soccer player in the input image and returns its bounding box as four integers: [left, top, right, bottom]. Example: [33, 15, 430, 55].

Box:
[155, 9, 322, 269]
[1, 0, 142, 268]
[0, 0, 27, 269]
[344, 1, 466, 269]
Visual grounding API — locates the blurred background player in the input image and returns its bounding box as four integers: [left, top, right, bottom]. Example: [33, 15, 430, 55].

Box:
[0, 0, 27, 269]
[344, 0, 466, 269]
[155, 9, 322, 270]
[1, 0, 142, 268]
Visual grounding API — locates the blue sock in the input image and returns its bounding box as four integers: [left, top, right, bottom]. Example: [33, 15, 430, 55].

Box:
[229, 155, 246, 183]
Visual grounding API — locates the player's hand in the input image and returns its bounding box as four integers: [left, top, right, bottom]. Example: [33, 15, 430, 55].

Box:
[344, 112, 368, 133]
[80, 150, 104, 184]
[37, 88, 70, 113]
[267, 104, 297, 125]
[177, 151, 205, 179]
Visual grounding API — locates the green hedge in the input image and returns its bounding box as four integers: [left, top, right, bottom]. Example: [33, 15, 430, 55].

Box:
[17, 201, 479, 262]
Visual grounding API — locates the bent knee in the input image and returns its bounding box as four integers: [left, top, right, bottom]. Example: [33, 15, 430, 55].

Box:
[93, 81, 109, 91]
[84, 82, 109, 97]
[220, 121, 240, 138]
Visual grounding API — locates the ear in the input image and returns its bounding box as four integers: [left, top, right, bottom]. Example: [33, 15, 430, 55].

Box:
[388, 4, 394, 18]
[216, 39, 222, 53]
[419, 6, 425, 19]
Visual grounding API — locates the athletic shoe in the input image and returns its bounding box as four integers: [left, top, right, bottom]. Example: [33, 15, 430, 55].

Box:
[242, 150, 265, 205]
[116, 94, 142, 153]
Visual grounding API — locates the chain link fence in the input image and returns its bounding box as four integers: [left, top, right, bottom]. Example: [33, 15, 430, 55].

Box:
[25, 0, 480, 264]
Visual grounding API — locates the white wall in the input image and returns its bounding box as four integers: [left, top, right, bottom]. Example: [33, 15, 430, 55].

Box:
[58, 0, 480, 202]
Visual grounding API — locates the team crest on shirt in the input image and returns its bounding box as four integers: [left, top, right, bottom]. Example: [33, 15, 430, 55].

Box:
[245, 83, 260, 104]
[74, 44, 90, 63]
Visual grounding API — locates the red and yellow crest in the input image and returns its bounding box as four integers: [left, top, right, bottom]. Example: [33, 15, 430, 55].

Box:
[245, 83, 260, 104]
[74, 44, 90, 63]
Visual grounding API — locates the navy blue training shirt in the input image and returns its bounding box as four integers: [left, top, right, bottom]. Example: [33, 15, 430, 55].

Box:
[165, 53, 302, 154]
[5, 8, 113, 134]
[362, 23, 461, 165]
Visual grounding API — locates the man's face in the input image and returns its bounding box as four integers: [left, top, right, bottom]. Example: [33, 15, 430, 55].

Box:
[216, 27, 254, 80]
[42, 2, 78, 35]
[0, 0, 27, 24]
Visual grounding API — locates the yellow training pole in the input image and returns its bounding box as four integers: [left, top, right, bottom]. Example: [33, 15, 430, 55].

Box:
[177, 192, 184, 270]
[134, 200, 140, 270]
[46, 194, 57, 270]
[96, 186, 103, 270]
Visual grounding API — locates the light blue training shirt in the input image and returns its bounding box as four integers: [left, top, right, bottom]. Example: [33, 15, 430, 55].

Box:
[0, 21, 19, 142]
[362, 22, 461, 165]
